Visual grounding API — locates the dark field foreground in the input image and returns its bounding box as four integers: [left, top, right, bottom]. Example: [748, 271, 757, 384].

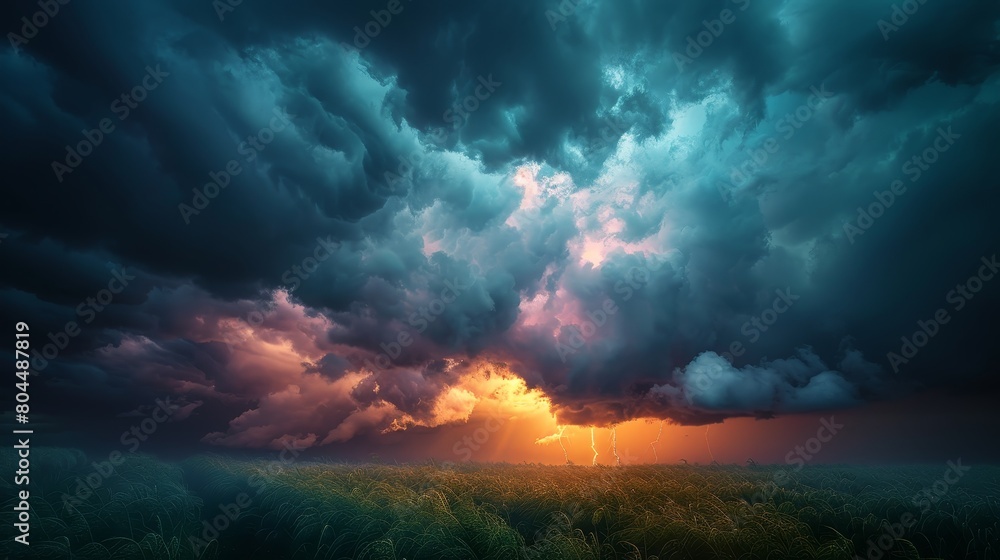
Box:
[1, 449, 997, 559]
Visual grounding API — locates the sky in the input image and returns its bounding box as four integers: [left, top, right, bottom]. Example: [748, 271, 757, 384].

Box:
[2, 0, 999, 465]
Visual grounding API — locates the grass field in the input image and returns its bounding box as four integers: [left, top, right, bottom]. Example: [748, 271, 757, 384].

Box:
[1, 448, 997, 559]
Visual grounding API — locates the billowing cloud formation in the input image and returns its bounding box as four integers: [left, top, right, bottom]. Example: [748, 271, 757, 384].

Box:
[1, 0, 998, 449]
[651, 349, 883, 420]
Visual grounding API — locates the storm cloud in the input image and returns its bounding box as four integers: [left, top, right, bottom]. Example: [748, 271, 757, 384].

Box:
[2, 0, 998, 451]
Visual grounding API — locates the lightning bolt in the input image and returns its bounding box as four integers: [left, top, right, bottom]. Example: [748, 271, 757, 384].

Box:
[649, 420, 663, 463]
[556, 426, 569, 463]
[610, 425, 621, 466]
[590, 427, 599, 466]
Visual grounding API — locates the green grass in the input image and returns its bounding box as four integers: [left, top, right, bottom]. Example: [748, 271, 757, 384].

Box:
[2, 448, 997, 559]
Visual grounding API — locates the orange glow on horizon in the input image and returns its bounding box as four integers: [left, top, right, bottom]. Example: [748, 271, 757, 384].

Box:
[403, 362, 724, 465]
[325, 360, 831, 466]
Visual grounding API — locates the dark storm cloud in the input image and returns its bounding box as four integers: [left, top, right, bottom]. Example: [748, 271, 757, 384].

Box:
[2, 0, 998, 448]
